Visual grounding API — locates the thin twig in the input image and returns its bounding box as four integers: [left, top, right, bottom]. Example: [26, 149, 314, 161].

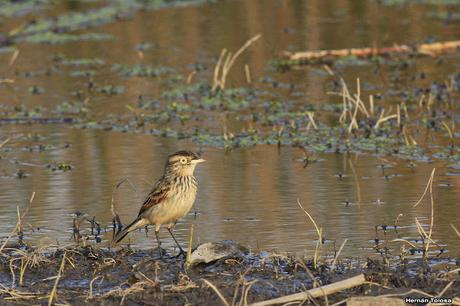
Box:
[202, 279, 230, 306]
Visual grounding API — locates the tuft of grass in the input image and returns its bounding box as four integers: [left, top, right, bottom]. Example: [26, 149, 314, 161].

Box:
[212, 34, 261, 93]
[297, 199, 322, 269]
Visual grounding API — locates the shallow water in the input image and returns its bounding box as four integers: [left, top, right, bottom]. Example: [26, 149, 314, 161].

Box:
[0, 0, 460, 257]
[1, 125, 459, 257]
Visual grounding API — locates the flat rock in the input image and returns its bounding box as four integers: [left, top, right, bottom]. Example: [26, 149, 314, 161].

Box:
[189, 240, 244, 267]
[347, 297, 407, 306]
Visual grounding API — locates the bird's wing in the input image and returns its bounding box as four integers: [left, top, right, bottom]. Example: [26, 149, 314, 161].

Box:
[138, 181, 170, 216]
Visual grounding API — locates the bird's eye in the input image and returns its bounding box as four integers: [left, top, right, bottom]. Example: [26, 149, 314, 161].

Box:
[180, 157, 187, 164]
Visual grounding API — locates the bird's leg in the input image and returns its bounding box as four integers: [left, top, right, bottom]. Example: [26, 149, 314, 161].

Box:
[167, 227, 186, 257]
[154, 230, 163, 259]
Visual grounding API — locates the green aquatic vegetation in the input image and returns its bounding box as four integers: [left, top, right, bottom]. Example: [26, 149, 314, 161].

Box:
[334, 56, 371, 67]
[18, 5, 129, 36]
[167, 102, 192, 113]
[378, 0, 460, 5]
[112, 64, 174, 77]
[29, 85, 44, 94]
[19, 32, 113, 44]
[96, 85, 125, 95]
[54, 101, 89, 115]
[69, 70, 97, 77]
[167, 74, 185, 83]
[197, 88, 255, 111]
[3, 0, 206, 46]
[47, 162, 73, 172]
[135, 42, 156, 51]
[10, 106, 45, 118]
[426, 11, 460, 20]
[60, 57, 105, 67]
[0, 0, 48, 17]
[137, 99, 161, 110]
[161, 83, 204, 100]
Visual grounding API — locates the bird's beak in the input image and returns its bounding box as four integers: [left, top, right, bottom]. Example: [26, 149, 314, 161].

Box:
[192, 158, 205, 164]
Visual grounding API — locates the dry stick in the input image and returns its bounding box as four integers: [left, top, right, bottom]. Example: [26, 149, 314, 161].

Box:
[48, 251, 66, 306]
[283, 40, 460, 61]
[250, 274, 366, 306]
[202, 279, 230, 306]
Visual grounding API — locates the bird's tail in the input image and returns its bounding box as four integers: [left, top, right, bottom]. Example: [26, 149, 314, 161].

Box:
[112, 217, 145, 244]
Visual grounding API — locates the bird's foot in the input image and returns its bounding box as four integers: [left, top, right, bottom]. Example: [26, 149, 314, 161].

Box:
[155, 247, 167, 259]
[173, 249, 187, 259]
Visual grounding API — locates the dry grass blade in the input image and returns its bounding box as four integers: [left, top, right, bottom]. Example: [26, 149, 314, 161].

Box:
[306, 112, 318, 130]
[186, 223, 194, 269]
[413, 169, 435, 208]
[331, 239, 348, 270]
[451, 224, 460, 239]
[244, 64, 251, 84]
[414, 218, 436, 246]
[0, 137, 11, 148]
[48, 251, 67, 306]
[88, 276, 103, 300]
[297, 199, 322, 269]
[441, 121, 455, 149]
[212, 34, 261, 92]
[0, 192, 35, 254]
[348, 160, 361, 206]
[202, 279, 230, 306]
[110, 178, 139, 239]
[392, 238, 417, 249]
[297, 199, 321, 238]
[9, 49, 19, 66]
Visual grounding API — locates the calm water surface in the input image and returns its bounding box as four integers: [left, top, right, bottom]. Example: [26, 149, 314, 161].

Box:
[0, 0, 459, 257]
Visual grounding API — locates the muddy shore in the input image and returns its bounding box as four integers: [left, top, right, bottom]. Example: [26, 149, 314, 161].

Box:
[0, 241, 458, 305]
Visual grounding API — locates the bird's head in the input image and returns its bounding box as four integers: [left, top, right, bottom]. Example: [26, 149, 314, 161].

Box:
[165, 150, 205, 176]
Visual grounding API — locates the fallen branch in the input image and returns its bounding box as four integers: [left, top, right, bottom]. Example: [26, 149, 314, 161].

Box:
[283, 40, 460, 63]
[250, 274, 366, 306]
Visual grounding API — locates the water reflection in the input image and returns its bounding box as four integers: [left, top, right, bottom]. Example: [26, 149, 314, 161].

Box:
[0, 0, 460, 257]
[1, 126, 459, 256]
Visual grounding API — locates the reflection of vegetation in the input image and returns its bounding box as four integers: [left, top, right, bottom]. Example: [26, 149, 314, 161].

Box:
[112, 64, 174, 77]
[2, 0, 204, 45]
[379, 0, 460, 5]
[0, 0, 48, 17]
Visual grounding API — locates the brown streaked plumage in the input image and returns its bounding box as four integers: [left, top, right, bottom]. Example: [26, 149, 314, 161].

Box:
[113, 150, 205, 257]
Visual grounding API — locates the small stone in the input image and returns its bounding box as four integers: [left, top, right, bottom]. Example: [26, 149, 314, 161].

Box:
[189, 240, 244, 267]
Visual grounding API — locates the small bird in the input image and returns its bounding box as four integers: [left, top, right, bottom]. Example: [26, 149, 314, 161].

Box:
[113, 150, 205, 257]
